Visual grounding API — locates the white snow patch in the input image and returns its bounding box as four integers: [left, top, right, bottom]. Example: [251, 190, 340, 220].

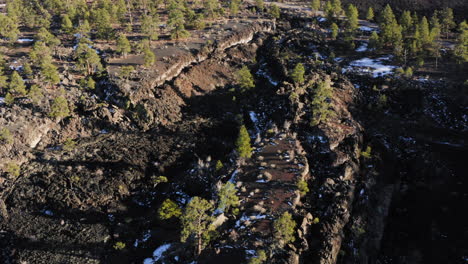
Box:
[359, 26, 379, 32]
[143, 243, 172, 264]
[17, 38, 34, 43]
[344, 56, 396, 77]
[257, 67, 278, 86]
[43, 210, 54, 216]
[0, 97, 4, 105]
[356, 42, 368, 52]
[249, 111, 260, 134]
[229, 169, 239, 183]
[318, 17, 327, 22]
[134, 230, 152, 247]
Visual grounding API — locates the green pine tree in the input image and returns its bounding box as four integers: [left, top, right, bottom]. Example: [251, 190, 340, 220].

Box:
[61, 14, 74, 35]
[366, 7, 374, 21]
[49, 96, 70, 119]
[310, 77, 333, 126]
[158, 199, 182, 220]
[311, 0, 321, 13]
[217, 182, 239, 214]
[116, 34, 131, 57]
[236, 125, 252, 158]
[180, 197, 214, 256]
[236, 66, 255, 90]
[331, 22, 339, 40]
[345, 4, 359, 33]
[290, 63, 305, 85]
[440, 7, 456, 39]
[273, 212, 296, 248]
[143, 47, 156, 67]
[28, 84, 43, 105]
[9, 71, 26, 96]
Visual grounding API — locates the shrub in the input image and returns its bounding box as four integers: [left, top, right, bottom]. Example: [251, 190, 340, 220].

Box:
[248, 250, 267, 264]
[0, 128, 13, 144]
[6, 162, 20, 178]
[49, 96, 70, 119]
[297, 180, 309, 196]
[158, 199, 182, 220]
[62, 138, 76, 151]
[361, 146, 372, 159]
[113, 242, 126, 250]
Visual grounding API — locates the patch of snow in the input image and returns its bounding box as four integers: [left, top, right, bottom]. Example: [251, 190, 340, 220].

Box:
[359, 26, 379, 32]
[356, 42, 368, 52]
[43, 210, 54, 216]
[0, 97, 4, 105]
[334, 57, 344, 62]
[308, 135, 327, 144]
[134, 230, 152, 247]
[344, 56, 396, 77]
[143, 243, 172, 264]
[100, 129, 108, 134]
[17, 38, 34, 43]
[256, 179, 267, 183]
[249, 111, 260, 134]
[318, 17, 327, 22]
[229, 169, 239, 183]
[256, 67, 278, 86]
[246, 250, 256, 256]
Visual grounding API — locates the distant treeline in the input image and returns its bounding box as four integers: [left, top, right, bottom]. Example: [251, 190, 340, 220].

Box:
[342, 0, 468, 21]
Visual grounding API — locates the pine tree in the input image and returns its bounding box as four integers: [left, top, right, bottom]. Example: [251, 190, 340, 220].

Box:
[61, 14, 74, 35]
[40, 61, 60, 88]
[180, 197, 214, 256]
[229, 0, 240, 15]
[116, 34, 131, 57]
[331, 22, 339, 40]
[204, 0, 220, 19]
[158, 199, 182, 220]
[0, 14, 19, 44]
[366, 7, 374, 21]
[236, 66, 255, 90]
[28, 84, 43, 105]
[236, 125, 252, 158]
[49, 96, 70, 119]
[345, 4, 359, 33]
[91, 8, 114, 40]
[269, 4, 280, 19]
[310, 77, 333, 126]
[141, 14, 160, 41]
[168, 2, 190, 40]
[290, 63, 305, 85]
[311, 0, 321, 13]
[331, 0, 342, 17]
[4, 92, 14, 105]
[217, 182, 239, 214]
[37, 27, 61, 54]
[440, 7, 455, 39]
[273, 212, 296, 248]
[9, 71, 26, 96]
[379, 5, 402, 49]
[143, 47, 156, 67]
[417, 16, 432, 49]
[74, 39, 102, 76]
[369, 31, 380, 50]
[454, 23, 468, 64]
[255, 0, 264, 12]
[399, 10, 413, 36]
